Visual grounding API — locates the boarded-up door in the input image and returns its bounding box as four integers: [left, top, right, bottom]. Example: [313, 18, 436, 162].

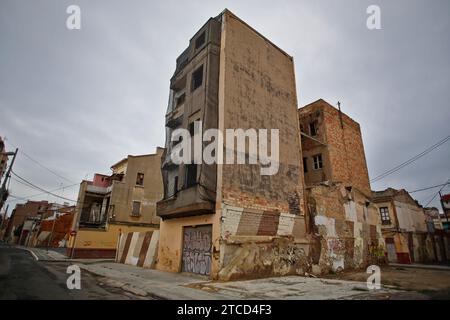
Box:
[385, 238, 397, 263]
[182, 225, 212, 276]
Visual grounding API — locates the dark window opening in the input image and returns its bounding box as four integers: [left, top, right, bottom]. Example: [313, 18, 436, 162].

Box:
[191, 65, 203, 92]
[173, 176, 178, 195]
[132, 201, 141, 216]
[309, 121, 318, 136]
[380, 207, 391, 225]
[313, 154, 323, 170]
[195, 32, 206, 49]
[176, 93, 185, 107]
[136, 173, 144, 186]
[185, 164, 197, 188]
[303, 157, 308, 173]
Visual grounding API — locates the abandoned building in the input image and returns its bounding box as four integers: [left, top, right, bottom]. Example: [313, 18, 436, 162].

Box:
[372, 188, 449, 264]
[298, 99, 385, 273]
[156, 9, 308, 280]
[68, 149, 164, 258]
[3, 200, 51, 244]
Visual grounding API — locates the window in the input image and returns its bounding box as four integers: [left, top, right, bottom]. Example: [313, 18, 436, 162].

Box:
[191, 65, 203, 92]
[309, 121, 318, 136]
[176, 93, 185, 107]
[380, 207, 391, 225]
[132, 201, 141, 216]
[173, 176, 178, 195]
[303, 157, 308, 173]
[313, 154, 323, 170]
[189, 121, 195, 136]
[195, 32, 206, 49]
[136, 173, 144, 186]
[185, 164, 197, 188]
[188, 119, 200, 136]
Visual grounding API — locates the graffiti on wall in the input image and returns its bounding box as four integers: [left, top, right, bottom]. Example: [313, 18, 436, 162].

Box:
[182, 225, 212, 276]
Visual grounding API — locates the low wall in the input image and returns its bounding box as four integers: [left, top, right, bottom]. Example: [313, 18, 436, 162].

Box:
[116, 230, 159, 268]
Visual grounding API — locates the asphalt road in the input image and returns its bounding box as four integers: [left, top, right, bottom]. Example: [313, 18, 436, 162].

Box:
[0, 245, 145, 300]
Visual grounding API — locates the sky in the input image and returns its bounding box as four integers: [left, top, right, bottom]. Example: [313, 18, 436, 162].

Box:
[1, 0, 449, 215]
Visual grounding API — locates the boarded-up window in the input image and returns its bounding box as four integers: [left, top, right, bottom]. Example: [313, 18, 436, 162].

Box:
[132, 201, 141, 216]
[136, 173, 144, 186]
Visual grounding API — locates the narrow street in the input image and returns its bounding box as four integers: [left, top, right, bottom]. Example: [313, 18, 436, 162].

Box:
[0, 245, 146, 300]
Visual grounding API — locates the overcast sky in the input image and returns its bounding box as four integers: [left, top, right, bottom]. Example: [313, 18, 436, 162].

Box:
[1, 0, 449, 214]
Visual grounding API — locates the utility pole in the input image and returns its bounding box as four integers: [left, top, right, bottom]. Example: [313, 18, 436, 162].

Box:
[0, 148, 18, 212]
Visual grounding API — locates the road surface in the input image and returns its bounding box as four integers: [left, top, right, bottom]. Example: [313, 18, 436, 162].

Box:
[0, 245, 145, 300]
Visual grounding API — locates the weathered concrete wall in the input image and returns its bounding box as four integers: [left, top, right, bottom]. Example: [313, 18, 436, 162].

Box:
[215, 10, 308, 280]
[111, 149, 164, 225]
[116, 231, 159, 268]
[307, 183, 384, 274]
[156, 213, 221, 275]
[67, 223, 159, 258]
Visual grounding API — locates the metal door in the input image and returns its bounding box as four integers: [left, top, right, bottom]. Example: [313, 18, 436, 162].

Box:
[182, 225, 212, 275]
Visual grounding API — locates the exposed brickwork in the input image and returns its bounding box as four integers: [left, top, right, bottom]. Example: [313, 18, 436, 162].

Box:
[299, 99, 371, 197]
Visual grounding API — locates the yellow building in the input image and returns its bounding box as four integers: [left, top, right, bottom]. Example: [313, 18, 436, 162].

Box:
[68, 148, 164, 258]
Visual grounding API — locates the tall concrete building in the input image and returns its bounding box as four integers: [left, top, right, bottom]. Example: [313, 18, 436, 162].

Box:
[157, 10, 308, 280]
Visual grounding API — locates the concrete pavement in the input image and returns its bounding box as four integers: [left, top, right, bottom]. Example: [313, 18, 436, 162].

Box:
[76, 261, 404, 300]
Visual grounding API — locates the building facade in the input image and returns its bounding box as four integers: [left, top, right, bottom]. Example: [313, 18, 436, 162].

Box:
[3, 200, 50, 244]
[372, 188, 432, 264]
[157, 10, 308, 280]
[68, 149, 164, 258]
[0, 138, 8, 180]
[299, 99, 385, 273]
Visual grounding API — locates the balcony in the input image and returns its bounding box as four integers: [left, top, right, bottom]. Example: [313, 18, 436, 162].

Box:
[157, 184, 214, 220]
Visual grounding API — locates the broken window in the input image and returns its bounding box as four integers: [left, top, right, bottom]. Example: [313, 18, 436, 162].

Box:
[185, 164, 197, 188]
[132, 201, 141, 216]
[313, 154, 323, 170]
[379, 207, 391, 225]
[309, 121, 318, 136]
[136, 173, 144, 186]
[191, 65, 203, 92]
[195, 31, 206, 49]
[303, 157, 308, 173]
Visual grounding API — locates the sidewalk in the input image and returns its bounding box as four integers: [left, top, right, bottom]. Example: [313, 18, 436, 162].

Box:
[76, 261, 403, 300]
[390, 263, 450, 271]
[17, 246, 113, 264]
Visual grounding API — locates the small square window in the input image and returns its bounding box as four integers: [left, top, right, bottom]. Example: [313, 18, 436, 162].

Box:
[132, 201, 141, 216]
[136, 173, 144, 186]
[313, 154, 323, 170]
[191, 65, 203, 92]
[195, 32, 206, 49]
